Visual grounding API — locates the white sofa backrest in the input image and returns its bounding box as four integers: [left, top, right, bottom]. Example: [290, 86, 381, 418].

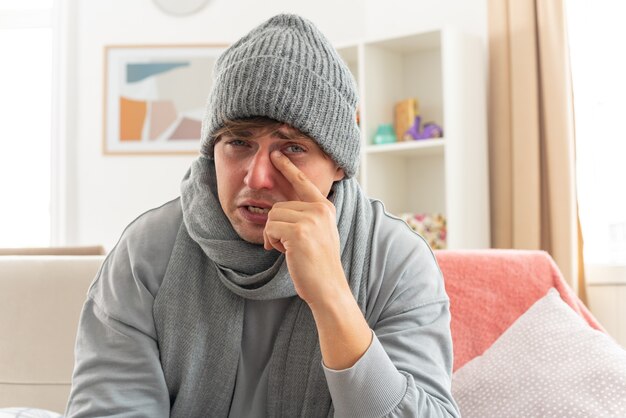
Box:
[0, 255, 105, 413]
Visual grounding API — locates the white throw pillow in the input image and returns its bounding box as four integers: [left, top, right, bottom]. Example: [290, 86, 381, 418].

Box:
[0, 409, 62, 418]
[452, 288, 626, 418]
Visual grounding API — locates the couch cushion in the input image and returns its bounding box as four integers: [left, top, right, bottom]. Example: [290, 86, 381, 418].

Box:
[452, 289, 626, 417]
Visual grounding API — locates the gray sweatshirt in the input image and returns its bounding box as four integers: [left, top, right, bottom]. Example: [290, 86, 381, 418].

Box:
[65, 198, 459, 417]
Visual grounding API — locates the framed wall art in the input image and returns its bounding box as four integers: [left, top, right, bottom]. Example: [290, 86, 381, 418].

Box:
[103, 44, 227, 155]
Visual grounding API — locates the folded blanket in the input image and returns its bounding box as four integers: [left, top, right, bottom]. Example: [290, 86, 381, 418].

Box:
[434, 249, 603, 371]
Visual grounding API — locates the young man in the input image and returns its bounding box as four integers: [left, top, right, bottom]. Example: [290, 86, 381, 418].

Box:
[66, 14, 460, 418]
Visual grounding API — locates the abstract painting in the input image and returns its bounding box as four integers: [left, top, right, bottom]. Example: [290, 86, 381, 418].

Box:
[103, 44, 226, 155]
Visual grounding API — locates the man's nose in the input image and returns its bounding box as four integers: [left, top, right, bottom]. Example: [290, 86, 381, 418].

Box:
[244, 152, 278, 190]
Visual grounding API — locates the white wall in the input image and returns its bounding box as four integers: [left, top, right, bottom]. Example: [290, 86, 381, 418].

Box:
[363, 0, 487, 42]
[65, 0, 487, 250]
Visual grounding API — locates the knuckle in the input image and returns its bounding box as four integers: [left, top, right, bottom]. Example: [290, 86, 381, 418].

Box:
[312, 202, 325, 213]
[314, 201, 333, 216]
[293, 224, 307, 240]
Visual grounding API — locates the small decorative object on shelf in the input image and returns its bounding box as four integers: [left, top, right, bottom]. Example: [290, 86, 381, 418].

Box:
[394, 98, 420, 142]
[404, 115, 443, 140]
[400, 213, 447, 249]
[373, 123, 397, 145]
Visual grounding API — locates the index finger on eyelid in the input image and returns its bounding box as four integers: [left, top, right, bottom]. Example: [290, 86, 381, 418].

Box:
[270, 151, 325, 203]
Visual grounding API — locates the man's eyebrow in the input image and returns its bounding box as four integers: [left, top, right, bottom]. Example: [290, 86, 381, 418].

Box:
[274, 131, 293, 140]
[221, 128, 312, 142]
[274, 130, 312, 142]
[223, 130, 254, 138]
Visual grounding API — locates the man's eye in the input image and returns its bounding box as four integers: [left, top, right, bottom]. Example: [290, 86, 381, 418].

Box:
[284, 144, 306, 154]
[227, 139, 248, 147]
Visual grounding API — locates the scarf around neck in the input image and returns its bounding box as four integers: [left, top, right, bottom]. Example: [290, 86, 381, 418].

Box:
[154, 155, 373, 417]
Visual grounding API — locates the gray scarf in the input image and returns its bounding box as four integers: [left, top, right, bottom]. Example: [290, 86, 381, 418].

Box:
[154, 156, 373, 417]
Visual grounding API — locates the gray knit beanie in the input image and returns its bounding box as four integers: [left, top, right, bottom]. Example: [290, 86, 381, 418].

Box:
[200, 13, 360, 177]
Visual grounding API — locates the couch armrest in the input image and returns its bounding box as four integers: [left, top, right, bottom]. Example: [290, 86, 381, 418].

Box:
[0, 255, 105, 412]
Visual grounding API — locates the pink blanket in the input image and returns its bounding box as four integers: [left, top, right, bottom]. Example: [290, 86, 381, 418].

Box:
[434, 249, 603, 371]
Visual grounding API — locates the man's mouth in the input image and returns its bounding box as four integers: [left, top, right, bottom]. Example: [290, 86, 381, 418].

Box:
[247, 206, 270, 214]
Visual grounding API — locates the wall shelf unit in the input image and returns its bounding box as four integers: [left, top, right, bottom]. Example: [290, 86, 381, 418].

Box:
[337, 28, 490, 249]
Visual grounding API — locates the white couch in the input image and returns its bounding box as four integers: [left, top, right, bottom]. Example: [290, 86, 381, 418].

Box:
[0, 256, 105, 413]
[2, 251, 625, 417]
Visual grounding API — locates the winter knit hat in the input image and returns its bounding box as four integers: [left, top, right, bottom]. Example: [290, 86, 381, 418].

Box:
[200, 13, 361, 177]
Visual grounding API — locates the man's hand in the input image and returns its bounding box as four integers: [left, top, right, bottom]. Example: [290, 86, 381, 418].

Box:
[263, 150, 349, 307]
[264, 150, 372, 370]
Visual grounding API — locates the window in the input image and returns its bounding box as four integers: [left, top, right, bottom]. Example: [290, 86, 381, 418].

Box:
[567, 0, 626, 267]
[0, 0, 54, 247]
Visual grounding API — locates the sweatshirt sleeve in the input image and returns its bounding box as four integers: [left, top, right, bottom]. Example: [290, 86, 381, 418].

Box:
[323, 206, 460, 418]
[65, 200, 181, 417]
[323, 303, 458, 418]
[65, 298, 170, 417]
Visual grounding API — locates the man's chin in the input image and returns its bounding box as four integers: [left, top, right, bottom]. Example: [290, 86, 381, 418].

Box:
[242, 236, 265, 245]
[233, 226, 265, 245]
